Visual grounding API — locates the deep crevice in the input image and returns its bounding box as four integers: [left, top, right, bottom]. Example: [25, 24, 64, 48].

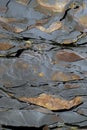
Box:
[60, 8, 71, 21]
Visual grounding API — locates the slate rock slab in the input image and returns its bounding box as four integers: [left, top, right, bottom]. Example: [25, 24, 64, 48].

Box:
[0, 110, 59, 128]
[60, 111, 87, 127]
[1, 0, 87, 129]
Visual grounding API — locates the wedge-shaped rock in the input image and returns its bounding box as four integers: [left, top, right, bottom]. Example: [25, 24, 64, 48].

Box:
[19, 94, 82, 111]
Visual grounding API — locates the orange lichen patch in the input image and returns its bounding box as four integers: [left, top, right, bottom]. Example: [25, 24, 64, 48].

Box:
[78, 16, 87, 28]
[16, 0, 29, 5]
[64, 83, 80, 89]
[0, 21, 24, 33]
[27, 18, 49, 30]
[19, 93, 82, 110]
[0, 43, 14, 51]
[37, 0, 69, 13]
[36, 18, 49, 25]
[0, 17, 27, 23]
[56, 50, 84, 62]
[62, 39, 77, 44]
[36, 21, 62, 33]
[14, 26, 24, 33]
[14, 60, 29, 70]
[51, 71, 82, 82]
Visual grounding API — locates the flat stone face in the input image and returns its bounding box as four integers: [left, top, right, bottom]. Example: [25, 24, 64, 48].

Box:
[0, 110, 59, 127]
[0, 0, 87, 130]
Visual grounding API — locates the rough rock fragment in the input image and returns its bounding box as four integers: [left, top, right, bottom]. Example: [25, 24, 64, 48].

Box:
[19, 93, 82, 110]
